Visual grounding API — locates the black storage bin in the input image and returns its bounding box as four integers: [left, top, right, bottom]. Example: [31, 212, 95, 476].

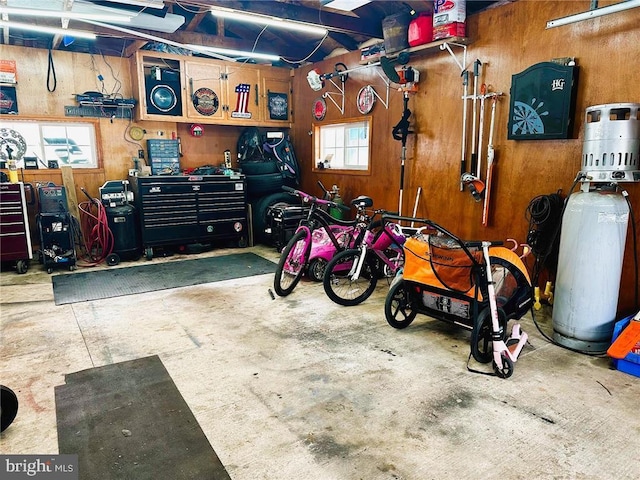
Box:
[266, 204, 309, 251]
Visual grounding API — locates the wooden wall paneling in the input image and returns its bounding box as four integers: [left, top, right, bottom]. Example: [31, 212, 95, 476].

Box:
[177, 124, 243, 170]
[291, 1, 640, 313]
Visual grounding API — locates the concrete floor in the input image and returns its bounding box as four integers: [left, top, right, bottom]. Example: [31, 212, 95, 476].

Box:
[1, 245, 639, 479]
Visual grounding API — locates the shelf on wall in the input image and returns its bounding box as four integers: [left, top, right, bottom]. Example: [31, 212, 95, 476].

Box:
[360, 37, 471, 72]
[64, 105, 134, 119]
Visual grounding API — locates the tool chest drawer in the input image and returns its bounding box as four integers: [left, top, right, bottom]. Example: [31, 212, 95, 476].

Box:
[130, 175, 248, 257]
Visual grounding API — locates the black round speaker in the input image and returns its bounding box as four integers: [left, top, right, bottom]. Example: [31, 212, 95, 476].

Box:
[150, 85, 178, 112]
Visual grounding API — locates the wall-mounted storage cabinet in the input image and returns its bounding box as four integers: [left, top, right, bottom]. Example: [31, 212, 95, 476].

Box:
[132, 51, 292, 127]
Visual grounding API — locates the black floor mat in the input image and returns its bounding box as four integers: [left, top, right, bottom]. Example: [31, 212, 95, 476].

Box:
[52, 252, 275, 305]
[55, 355, 232, 480]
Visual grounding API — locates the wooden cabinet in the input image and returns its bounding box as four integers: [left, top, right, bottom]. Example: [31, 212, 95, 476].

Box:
[132, 51, 292, 127]
[261, 71, 292, 123]
[221, 63, 262, 123]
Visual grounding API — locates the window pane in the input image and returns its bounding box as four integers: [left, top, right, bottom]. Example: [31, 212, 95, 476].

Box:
[314, 119, 370, 172]
[0, 120, 98, 168]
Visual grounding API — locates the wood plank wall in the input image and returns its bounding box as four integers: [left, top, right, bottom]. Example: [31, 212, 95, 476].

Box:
[0, 0, 638, 313]
[290, 0, 640, 314]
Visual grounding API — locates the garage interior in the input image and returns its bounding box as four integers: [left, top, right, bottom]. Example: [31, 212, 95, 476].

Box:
[1, 1, 639, 479]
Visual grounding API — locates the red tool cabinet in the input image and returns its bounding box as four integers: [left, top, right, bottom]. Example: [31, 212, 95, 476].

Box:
[0, 182, 33, 273]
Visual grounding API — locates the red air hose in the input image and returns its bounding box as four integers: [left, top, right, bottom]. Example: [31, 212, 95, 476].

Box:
[77, 198, 114, 266]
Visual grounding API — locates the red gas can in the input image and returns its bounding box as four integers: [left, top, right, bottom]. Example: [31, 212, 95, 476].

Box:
[408, 12, 433, 47]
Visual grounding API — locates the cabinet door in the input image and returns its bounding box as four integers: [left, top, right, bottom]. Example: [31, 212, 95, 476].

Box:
[223, 65, 262, 123]
[261, 73, 291, 124]
[184, 60, 225, 122]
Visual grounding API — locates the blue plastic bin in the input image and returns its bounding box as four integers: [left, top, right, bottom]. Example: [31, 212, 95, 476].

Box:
[611, 315, 640, 378]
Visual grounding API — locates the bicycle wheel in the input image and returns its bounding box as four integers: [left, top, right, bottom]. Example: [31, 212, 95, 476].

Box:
[274, 230, 311, 296]
[471, 306, 507, 364]
[323, 248, 378, 306]
[385, 279, 417, 329]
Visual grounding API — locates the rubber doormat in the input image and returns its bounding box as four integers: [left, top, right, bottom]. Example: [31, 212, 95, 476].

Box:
[52, 252, 275, 305]
[55, 355, 232, 480]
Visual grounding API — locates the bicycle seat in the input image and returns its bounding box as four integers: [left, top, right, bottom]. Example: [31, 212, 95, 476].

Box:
[351, 195, 373, 209]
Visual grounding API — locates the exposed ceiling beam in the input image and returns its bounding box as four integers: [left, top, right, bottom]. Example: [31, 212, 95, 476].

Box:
[194, 0, 383, 38]
[184, 11, 208, 32]
[124, 38, 147, 57]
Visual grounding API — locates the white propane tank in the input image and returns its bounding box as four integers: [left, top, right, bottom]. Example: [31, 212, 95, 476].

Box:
[552, 188, 630, 351]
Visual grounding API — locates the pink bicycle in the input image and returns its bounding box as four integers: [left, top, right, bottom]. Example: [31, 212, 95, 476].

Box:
[273, 186, 373, 297]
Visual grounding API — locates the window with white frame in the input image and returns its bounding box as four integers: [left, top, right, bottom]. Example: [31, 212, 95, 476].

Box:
[0, 120, 98, 169]
[313, 118, 370, 172]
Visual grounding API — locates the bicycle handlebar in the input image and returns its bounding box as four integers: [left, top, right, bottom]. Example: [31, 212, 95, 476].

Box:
[282, 186, 351, 212]
[382, 214, 504, 248]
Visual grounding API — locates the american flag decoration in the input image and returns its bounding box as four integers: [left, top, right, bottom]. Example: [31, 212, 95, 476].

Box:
[232, 83, 252, 119]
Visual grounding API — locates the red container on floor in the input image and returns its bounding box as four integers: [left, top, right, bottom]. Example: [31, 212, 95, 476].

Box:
[408, 12, 433, 47]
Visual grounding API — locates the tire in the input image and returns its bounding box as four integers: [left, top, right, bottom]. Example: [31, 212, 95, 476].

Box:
[274, 230, 310, 296]
[471, 307, 508, 364]
[240, 160, 280, 176]
[1, 385, 19, 432]
[493, 354, 514, 378]
[251, 191, 297, 244]
[323, 249, 378, 306]
[245, 172, 285, 197]
[385, 279, 417, 329]
[307, 258, 327, 282]
[15, 259, 28, 274]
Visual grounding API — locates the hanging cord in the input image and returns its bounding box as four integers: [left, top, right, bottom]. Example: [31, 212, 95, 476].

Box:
[525, 192, 564, 286]
[77, 193, 114, 266]
[47, 47, 57, 92]
[621, 188, 639, 309]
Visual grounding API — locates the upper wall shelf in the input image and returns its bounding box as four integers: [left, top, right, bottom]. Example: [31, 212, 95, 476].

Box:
[361, 36, 471, 72]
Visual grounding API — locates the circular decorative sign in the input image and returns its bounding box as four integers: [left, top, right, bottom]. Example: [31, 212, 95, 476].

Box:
[312, 97, 327, 121]
[357, 85, 376, 115]
[192, 87, 220, 116]
[129, 126, 144, 141]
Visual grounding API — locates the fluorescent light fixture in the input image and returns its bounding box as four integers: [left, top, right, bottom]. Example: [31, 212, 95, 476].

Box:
[0, 20, 96, 39]
[210, 7, 328, 36]
[186, 44, 280, 61]
[321, 0, 371, 11]
[0, 7, 132, 22]
[546, 0, 640, 28]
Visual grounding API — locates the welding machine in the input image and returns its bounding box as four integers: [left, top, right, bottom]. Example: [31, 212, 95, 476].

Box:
[36, 183, 77, 273]
[99, 180, 141, 264]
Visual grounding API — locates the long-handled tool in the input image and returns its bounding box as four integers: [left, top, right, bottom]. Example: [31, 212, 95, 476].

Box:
[459, 70, 469, 191]
[469, 59, 481, 177]
[393, 92, 412, 216]
[482, 93, 501, 226]
[476, 83, 487, 179]
[608, 310, 640, 359]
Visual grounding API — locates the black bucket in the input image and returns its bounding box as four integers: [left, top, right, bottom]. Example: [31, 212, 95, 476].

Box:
[382, 12, 411, 54]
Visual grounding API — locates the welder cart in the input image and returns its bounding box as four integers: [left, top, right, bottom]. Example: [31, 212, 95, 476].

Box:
[37, 184, 77, 273]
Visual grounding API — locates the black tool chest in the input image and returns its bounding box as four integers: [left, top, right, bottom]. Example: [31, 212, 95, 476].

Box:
[130, 175, 248, 259]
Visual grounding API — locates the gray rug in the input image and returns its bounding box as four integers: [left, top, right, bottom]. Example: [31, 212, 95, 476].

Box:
[55, 355, 232, 480]
[52, 252, 275, 305]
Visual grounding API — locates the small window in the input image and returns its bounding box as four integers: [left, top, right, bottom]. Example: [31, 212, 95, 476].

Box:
[0, 120, 99, 169]
[313, 117, 371, 174]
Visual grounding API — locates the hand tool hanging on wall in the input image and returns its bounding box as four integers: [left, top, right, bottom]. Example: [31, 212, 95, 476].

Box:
[482, 92, 502, 226]
[459, 70, 469, 191]
[476, 83, 487, 180]
[469, 59, 481, 176]
[393, 92, 412, 215]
